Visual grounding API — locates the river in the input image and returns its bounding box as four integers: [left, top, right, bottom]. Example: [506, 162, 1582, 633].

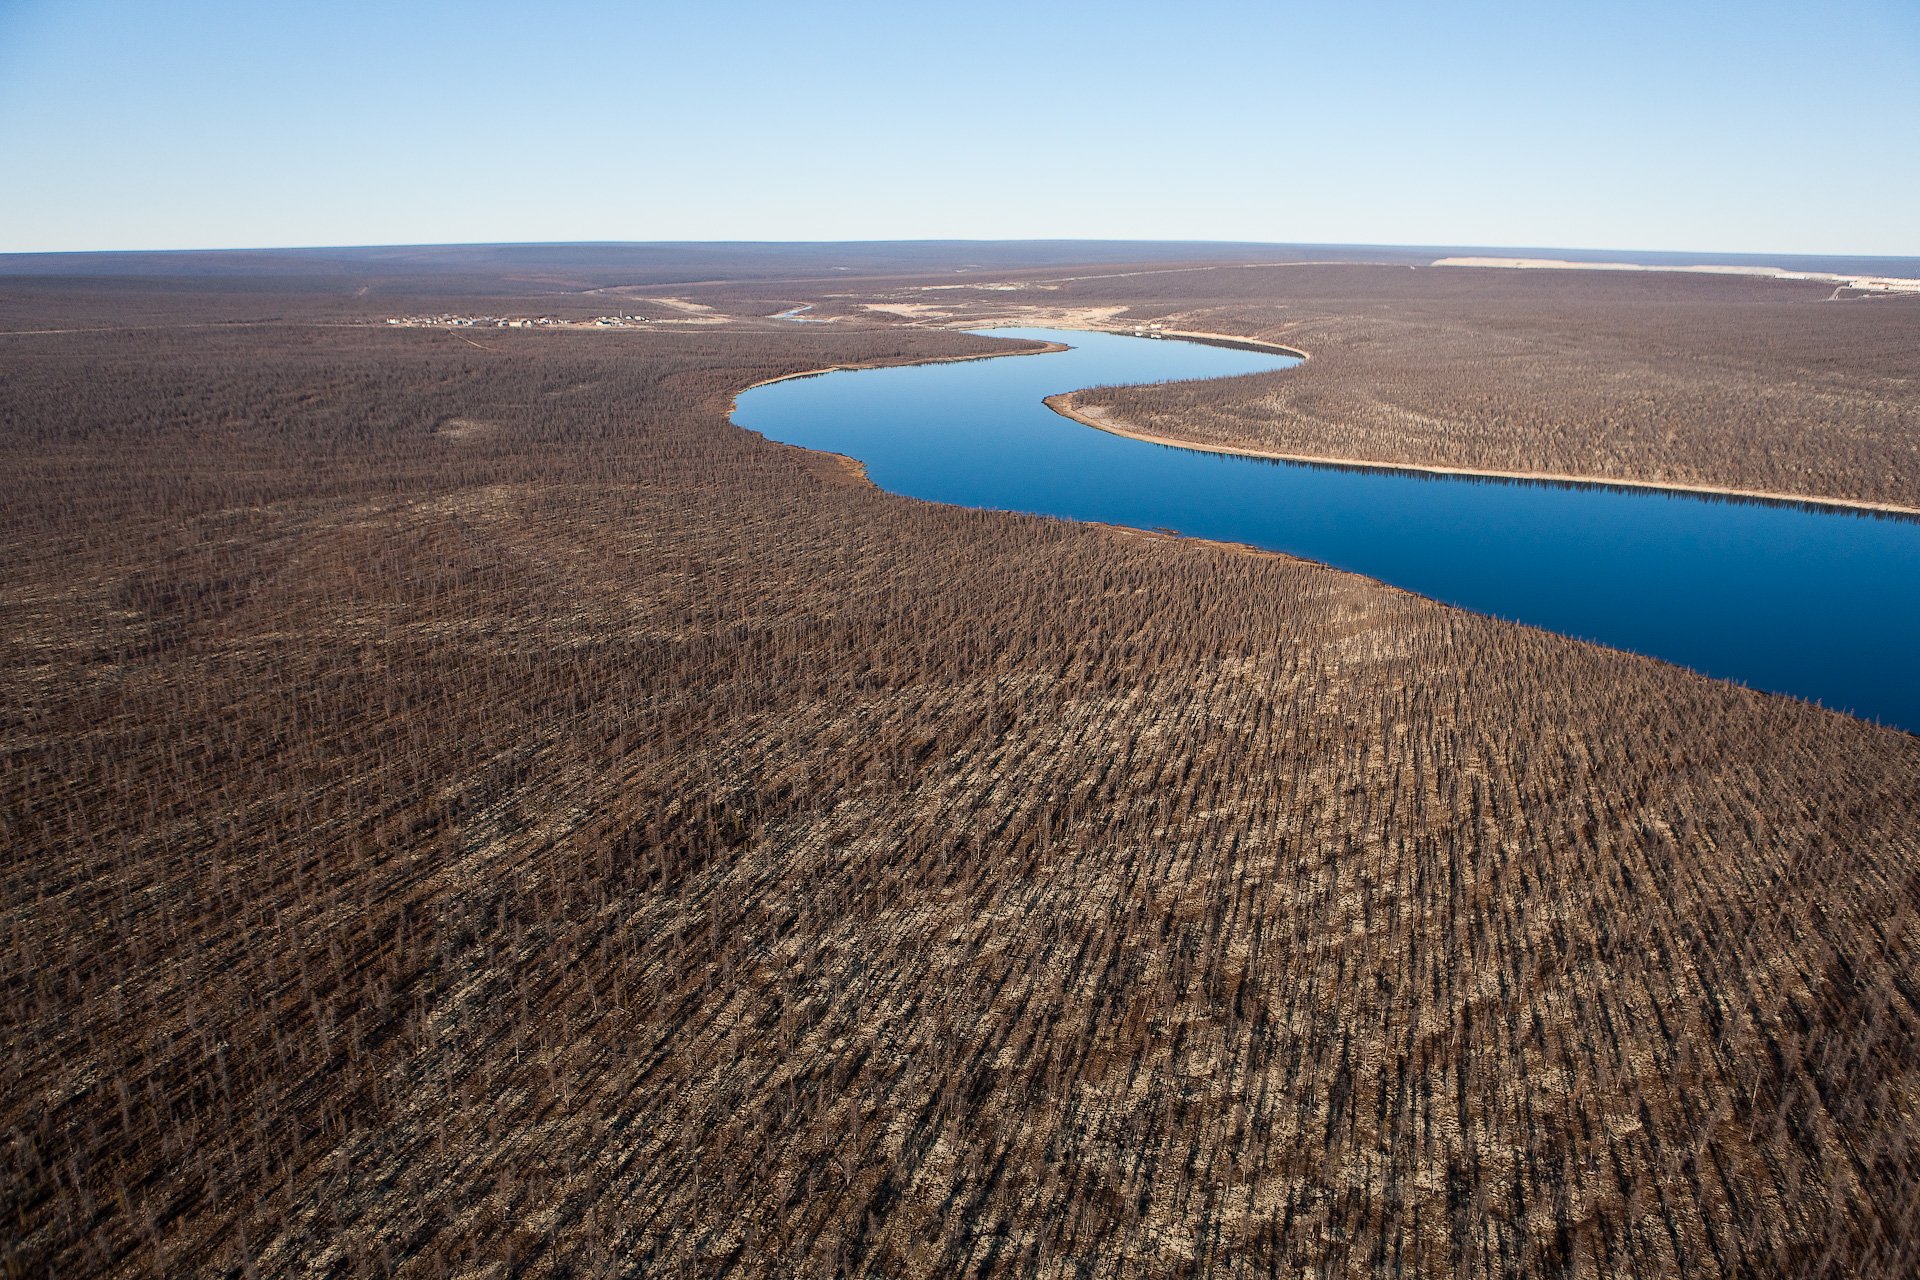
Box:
[733, 327, 1920, 732]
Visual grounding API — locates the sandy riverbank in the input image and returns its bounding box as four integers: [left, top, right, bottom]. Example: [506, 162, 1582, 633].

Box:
[1147, 329, 1310, 359]
[735, 338, 1071, 397]
[1044, 391, 1920, 519]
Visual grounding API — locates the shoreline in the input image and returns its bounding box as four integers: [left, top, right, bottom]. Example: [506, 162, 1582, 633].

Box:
[730, 335, 1070, 490]
[1150, 328, 1310, 360]
[961, 321, 1310, 362]
[1044, 390, 1920, 520]
[735, 338, 1070, 397]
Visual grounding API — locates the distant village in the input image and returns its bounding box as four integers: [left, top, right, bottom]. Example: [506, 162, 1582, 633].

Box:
[383, 313, 655, 330]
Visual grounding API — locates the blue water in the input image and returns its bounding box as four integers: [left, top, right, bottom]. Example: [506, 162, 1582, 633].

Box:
[734, 327, 1920, 732]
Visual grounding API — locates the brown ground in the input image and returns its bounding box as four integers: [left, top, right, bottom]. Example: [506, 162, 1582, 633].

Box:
[3, 267, 1919, 1278]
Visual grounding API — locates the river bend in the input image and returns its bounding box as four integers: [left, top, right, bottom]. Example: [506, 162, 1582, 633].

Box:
[733, 327, 1920, 732]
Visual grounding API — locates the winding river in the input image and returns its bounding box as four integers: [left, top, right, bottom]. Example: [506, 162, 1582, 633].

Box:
[733, 327, 1920, 732]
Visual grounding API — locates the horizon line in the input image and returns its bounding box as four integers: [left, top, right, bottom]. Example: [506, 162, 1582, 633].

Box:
[2, 237, 1917, 264]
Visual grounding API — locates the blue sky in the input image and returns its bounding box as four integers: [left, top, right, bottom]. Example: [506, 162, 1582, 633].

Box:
[1, 0, 1915, 255]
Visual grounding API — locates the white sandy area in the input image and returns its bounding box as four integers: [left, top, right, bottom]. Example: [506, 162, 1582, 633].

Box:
[1434, 257, 1920, 291]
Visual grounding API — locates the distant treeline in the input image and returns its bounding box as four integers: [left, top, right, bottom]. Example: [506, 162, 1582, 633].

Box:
[0, 240, 1426, 294]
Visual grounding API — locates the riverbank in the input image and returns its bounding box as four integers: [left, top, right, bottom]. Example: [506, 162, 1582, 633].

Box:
[1044, 390, 1920, 520]
[736, 337, 1070, 397]
[1148, 329, 1310, 359]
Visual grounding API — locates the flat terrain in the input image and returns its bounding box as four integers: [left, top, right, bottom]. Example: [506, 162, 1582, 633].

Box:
[3, 253, 1918, 1277]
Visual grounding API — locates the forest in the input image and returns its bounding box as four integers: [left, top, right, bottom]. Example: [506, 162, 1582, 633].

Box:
[3, 257, 1918, 1277]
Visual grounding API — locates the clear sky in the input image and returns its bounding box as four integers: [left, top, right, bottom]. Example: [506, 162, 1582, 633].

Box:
[2, 0, 1915, 256]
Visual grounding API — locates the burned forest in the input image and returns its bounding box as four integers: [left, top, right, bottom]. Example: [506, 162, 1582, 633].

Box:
[4, 253, 1919, 1278]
